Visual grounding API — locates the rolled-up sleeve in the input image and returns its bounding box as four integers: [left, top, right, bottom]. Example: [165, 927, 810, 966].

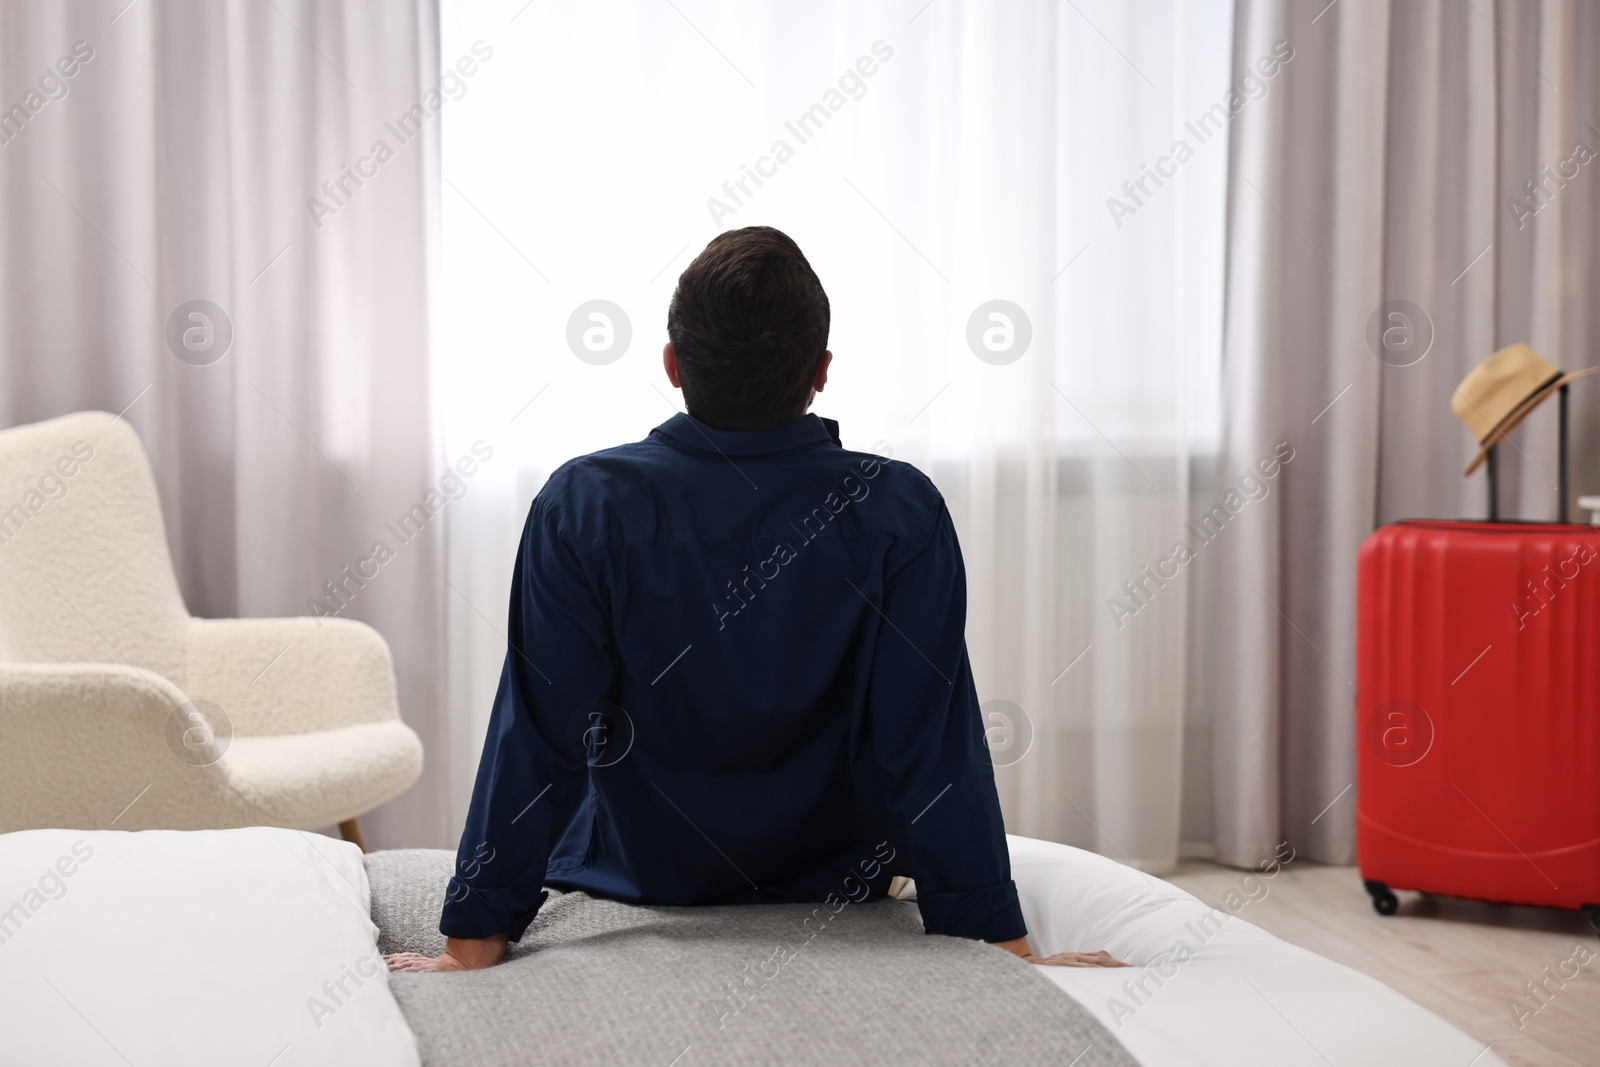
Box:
[864, 502, 1026, 943]
[439, 496, 613, 941]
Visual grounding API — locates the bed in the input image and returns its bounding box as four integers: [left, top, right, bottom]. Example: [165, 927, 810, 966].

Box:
[0, 827, 1501, 1066]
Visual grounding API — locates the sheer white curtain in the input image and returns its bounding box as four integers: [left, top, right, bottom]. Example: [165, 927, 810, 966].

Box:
[437, 0, 1232, 871]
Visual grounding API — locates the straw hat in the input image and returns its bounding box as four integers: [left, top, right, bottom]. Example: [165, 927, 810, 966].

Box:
[1452, 343, 1596, 475]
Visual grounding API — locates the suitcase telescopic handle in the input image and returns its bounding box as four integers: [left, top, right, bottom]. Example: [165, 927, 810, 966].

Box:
[1560, 383, 1570, 523]
[1486, 383, 1569, 523]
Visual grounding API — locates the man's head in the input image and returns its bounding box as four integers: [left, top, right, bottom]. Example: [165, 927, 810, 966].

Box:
[665, 226, 831, 431]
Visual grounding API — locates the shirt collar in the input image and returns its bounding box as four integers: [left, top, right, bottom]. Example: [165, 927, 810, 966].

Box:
[652, 412, 840, 456]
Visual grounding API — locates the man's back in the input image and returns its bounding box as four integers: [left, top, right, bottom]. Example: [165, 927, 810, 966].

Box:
[405, 226, 1026, 972]
[541, 413, 944, 901]
[441, 410, 1023, 944]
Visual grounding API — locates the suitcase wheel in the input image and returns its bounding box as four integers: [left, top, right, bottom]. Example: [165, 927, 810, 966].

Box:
[1363, 880, 1399, 916]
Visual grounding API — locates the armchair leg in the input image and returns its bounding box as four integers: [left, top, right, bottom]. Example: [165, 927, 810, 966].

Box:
[338, 818, 366, 852]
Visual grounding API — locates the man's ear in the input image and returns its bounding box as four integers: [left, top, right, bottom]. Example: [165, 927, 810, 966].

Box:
[663, 342, 681, 388]
[812, 350, 832, 393]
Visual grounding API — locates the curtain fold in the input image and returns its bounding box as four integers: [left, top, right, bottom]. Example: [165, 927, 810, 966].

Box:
[0, 0, 449, 849]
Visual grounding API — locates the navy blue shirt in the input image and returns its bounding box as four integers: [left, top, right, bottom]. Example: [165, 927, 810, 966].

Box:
[440, 412, 1025, 944]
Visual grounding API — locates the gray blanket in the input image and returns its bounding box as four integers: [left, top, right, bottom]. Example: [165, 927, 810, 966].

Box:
[368, 850, 1138, 1067]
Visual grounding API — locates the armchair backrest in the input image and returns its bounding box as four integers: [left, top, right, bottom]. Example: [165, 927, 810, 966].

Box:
[0, 412, 189, 682]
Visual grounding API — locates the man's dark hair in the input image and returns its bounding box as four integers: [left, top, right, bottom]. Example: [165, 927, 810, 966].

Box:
[667, 226, 830, 431]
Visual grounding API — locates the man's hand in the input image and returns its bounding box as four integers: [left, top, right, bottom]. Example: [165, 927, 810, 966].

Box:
[1029, 949, 1130, 967]
[989, 936, 1129, 968]
[385, 934, 509, 973]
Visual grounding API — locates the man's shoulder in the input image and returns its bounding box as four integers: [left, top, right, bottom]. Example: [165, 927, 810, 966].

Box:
[545, 439, 658, 488]
[544, 436, 940, 495]
[850, 451, 947, 550]
[531, 439, 660, 528]
[835, 446, 943, 503]
[795, 444, 949, 552]
[534, 435, 947, 550]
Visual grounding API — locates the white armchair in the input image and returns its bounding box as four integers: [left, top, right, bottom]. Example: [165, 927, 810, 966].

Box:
[0, 411, 422, 845]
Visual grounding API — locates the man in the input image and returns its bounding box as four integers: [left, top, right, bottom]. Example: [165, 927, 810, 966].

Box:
[387, 226, 1125, 972]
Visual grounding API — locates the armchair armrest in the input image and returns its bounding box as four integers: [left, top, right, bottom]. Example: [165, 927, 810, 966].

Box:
[185, 616, 401, 737]
[0, 662, 245, 832]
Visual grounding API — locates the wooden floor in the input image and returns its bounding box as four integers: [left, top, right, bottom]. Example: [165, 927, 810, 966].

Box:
[1164, 861, 1600, 1066]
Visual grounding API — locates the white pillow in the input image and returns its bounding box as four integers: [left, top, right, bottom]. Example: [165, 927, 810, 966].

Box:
[0, 827, 418, 1067]
[1007, 832, 1287, 964]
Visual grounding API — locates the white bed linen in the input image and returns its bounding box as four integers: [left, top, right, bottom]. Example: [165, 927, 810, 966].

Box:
[0, 826, 1505, 1067]
[1002, 835, 1505, 1067]
[0, 827, 418, 1067]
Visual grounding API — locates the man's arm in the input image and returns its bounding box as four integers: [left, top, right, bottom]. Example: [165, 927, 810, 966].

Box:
[864, 501, 1127, 966]
[387, 495, 614, 972]
[861, 501, 1026, 942]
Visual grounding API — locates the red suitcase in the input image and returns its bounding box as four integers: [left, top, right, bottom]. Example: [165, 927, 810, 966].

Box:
[1357, 380, 1600, 923]
[1356, 518, 1600, 922]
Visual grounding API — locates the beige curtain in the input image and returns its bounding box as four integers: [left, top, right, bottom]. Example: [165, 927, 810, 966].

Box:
[0, 0, 449, 849]
[1199, 0, 1600, 868]
[1377, 0, 1600, 526]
